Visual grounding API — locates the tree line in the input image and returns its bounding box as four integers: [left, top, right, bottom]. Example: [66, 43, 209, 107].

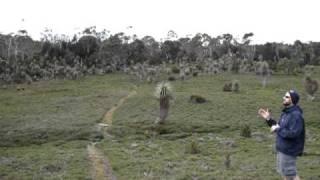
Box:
[1, 27, 320, 84]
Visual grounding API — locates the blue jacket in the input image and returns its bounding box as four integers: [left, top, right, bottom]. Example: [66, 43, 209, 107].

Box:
[276, 105, 305, 156]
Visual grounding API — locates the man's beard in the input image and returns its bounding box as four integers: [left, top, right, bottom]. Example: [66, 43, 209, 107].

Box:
[283, 102, 291, 107]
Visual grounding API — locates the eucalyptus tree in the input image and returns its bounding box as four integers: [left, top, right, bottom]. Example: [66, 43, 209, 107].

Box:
[161, 40, 181, 62]
[293, 41, 318, 66]
[39, 28, 71, 73]
[10, 30, 34, 61]
[291, 40, 306, 67]
[5, 33, 14, 61]
[127, 39, 148, 64]
[177, 37, 192, 62]
[309, 42, 320, 65]
[270, 41, 302, 74]
[222, 33, 234, 56]
[0, 34, 11, 60]
[68, 27, 111, 69]
[40, 36, 68, 60]
[303, 44, 315, 65]
[255, 43, 276, 61]
[231, 33, 255, 73]
[74, 36, 99, 59]
[5, 30, 38, 83]
[241, 32, 255, 60]
[141, 36, 161, 64]
[198, 33, 212, 59]
[208, 36, 222, 59]
[99, 33, 125, 67]
[189, 33, 205, 61]
[166, 30, 178, 41]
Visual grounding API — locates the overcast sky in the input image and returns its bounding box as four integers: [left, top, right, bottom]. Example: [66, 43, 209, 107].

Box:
[1, 0, 319, 44]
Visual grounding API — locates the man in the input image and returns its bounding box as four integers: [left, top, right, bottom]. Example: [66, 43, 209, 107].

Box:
[258, 90, 305, 180]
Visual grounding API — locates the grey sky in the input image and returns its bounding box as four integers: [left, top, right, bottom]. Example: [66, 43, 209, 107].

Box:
[1, 0, 319, 44]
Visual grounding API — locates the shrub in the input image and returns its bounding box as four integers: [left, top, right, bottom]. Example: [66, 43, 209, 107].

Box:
[171, 66, 180, 74]
[192, 72, 198, 77]
[168, 76, 176, 81]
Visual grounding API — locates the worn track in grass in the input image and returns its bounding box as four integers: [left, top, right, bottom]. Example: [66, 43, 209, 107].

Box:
[87, 89, 137, 180]
[103, 90, 137, 125]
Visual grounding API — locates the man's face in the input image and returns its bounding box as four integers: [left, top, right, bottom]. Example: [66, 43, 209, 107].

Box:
[282, 92, 292, 106]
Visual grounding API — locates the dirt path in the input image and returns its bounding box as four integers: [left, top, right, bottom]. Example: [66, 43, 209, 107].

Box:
[87, 89, 137, 180]
[87, 143, 116, 180]
[102, 90, 137, 125]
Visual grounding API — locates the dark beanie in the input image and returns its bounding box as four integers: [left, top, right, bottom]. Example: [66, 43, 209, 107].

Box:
[289, 90, 300, 105]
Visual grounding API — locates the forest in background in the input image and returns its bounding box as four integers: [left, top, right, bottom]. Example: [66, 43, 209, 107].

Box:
[1, 26, 320, 84]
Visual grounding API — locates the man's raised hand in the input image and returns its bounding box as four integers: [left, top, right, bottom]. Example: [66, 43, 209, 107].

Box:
[258, 108, 270, 120]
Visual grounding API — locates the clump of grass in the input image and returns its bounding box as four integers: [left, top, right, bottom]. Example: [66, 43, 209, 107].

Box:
[223, 82, 233, 92]
[232, 80, 240, 92]
[185, 138, 200, 154]
[224, 152, 231, 169]
[189, 95, 207, 104]
[240, 124, 251, 138]
[223, 80, 240, 92]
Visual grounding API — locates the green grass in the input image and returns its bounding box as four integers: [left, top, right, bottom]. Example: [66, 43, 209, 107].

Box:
[0, 141, 90, 179]
[0, 73, 134, 179]
[104, 71, 320, 179]
[0, 74, 133, 146]
[1, 69, 320, 179]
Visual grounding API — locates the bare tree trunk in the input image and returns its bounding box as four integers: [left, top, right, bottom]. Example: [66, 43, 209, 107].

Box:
[14, 44, 18, 62]
[7, 38, 12, 59]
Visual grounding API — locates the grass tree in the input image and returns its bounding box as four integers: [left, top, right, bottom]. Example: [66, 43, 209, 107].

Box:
[304, 75, 319, 101]
[154, 82, 173, 124]
[256, 60, 270, 88]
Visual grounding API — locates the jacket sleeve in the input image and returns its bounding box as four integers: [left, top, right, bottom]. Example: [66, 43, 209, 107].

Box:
[266, 118, 277, 127]
[277, 113, 303, 139]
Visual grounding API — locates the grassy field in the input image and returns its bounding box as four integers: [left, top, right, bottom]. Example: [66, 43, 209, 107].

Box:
[0, 74, 133, 179]
[1, 69, 320, 179]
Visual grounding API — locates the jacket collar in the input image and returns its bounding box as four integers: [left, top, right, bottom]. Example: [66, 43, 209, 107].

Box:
[282, 105, 302, 113]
